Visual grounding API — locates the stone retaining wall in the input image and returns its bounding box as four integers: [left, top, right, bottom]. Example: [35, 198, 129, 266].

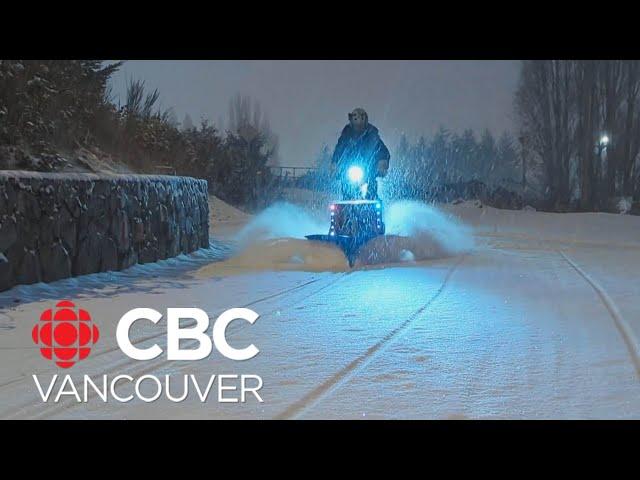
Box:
[0, 171, 209, 291]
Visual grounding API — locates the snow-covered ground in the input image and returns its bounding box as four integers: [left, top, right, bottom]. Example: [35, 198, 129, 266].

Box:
[1, 192, 640, 419]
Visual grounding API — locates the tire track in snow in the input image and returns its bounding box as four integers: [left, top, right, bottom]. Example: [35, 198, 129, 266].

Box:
[275, 256, 465, 420]
[1, 272, 352, 419]
[559, 250, 640, 379]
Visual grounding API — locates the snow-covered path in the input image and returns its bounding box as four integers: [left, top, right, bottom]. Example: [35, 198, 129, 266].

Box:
[1, 201, 640, 419]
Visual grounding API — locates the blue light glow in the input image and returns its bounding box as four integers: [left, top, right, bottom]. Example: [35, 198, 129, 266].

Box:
[347, 166, 364, 183]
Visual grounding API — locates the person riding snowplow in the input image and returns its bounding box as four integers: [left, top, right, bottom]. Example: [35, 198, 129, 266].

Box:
[331, 108, 390, 200]
[306, 108, 390, 266]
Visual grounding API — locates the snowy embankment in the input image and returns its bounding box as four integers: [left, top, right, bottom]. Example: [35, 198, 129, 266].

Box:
[209, 195, 250, 227]
[442, 201, 640, 249]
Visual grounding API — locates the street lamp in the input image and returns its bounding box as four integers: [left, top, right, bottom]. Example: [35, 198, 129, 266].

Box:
[594, 134, 610, 207]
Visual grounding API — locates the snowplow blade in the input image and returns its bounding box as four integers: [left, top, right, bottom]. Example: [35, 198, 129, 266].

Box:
[305, 234, 336, 243]
[306, 234, 376, 267]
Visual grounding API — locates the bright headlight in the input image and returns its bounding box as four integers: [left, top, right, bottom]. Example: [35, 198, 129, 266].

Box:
[347, 166, 364, 183]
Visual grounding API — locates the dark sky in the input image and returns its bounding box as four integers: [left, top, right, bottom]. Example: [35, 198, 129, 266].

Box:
[110, 60, 521, 166]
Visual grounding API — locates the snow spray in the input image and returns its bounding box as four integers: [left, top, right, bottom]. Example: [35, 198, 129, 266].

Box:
[201, 200, 474, 273]
[234, 202, 327, 250]
[352, 200, 474, 266]
[384, 200, 474, 256]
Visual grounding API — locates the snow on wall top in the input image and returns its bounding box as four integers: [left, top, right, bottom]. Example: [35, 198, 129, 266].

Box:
[0, 170, 207, 185]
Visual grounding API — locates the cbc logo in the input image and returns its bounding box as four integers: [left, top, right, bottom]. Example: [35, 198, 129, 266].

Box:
[32, 300, 100, 368]
[32, 302, 259, 369]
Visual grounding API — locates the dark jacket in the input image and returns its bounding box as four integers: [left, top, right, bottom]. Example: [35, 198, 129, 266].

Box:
[331, 123, 390, 174]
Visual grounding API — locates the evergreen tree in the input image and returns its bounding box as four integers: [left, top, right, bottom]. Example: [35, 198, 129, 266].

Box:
[477, 129, 497, 180]
[493, 132, 519, 186]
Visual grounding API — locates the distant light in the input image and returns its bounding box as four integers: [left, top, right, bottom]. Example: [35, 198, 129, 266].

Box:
[330, 204, 336, 211]
[347, 166, 364, 183]
[375, 202, 381, 209]
[600, 134, 610, 146]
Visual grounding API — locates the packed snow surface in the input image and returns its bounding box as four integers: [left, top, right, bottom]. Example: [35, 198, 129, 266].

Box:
[2, 193, 640, 419]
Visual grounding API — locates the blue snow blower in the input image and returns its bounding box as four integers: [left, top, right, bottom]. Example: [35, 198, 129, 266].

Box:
[306, 165, 385, 267]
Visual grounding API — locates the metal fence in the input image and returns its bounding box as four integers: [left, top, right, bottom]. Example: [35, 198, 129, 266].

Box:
[268, 166, 317, 179]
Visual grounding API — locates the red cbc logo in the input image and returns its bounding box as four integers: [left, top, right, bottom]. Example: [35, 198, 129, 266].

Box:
[31, 300, 100, 368]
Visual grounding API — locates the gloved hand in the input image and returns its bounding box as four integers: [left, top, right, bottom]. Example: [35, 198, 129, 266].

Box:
[377, 159, 389, 177]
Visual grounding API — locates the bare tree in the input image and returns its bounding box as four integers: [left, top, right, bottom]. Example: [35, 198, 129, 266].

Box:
[620, 61, 640, 197]
[574, 60, 598, 210]
[516, 60, 576, 209]
[515, 60, 640, 211]
[227, 93, 279, 162]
